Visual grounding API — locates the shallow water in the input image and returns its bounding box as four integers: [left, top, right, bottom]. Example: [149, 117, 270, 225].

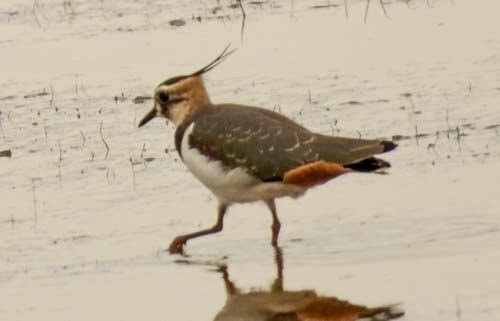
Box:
[1, 0, 500, 320]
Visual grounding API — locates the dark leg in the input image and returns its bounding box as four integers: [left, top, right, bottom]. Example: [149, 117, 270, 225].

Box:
[270, 246, 284, 293]
[217, 264, 239, 296]
[265, 199, 281, 247]
[168, 203, 228, 254]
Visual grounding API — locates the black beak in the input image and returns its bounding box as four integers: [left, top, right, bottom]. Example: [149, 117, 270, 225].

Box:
[138, 107, 157, 127]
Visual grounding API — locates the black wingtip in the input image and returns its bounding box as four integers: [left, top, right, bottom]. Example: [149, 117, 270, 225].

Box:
[345, 157, 391, 172]
[381, 140, 398, 153]
[367, 304, 405, 321]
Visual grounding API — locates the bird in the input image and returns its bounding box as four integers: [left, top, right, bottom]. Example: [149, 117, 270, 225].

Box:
[138, 46, 397, 254]
[213, 248, 404, 321]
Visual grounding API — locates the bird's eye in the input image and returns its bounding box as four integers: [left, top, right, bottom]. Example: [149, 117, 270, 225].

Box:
[158, 92, 169, 103]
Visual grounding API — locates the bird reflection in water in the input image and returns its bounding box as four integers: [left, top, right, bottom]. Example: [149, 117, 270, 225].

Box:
[213, 248, 404, 321]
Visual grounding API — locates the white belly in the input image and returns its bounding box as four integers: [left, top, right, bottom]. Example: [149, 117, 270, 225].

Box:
[180, 123, 306, 204]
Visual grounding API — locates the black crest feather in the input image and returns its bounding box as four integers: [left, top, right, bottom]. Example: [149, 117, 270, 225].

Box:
[190, 44, 236, 77]
[159, 44, 235, 87]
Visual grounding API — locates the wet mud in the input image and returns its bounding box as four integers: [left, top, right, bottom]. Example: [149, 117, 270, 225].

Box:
[1, 0, 500, 320]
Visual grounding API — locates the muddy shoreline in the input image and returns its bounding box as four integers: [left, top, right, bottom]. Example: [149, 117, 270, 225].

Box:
[2, 1, 500, 320]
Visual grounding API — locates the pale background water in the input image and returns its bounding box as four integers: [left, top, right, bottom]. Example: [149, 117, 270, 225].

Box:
[1, 0, 500, 320]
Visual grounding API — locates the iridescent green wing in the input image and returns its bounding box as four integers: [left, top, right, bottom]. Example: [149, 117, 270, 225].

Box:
[187, 105, 316, 181]
[186, 104, 393, 181]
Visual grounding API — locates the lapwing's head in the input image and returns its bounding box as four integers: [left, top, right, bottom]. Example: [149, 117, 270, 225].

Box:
[138, 45, 235, 128]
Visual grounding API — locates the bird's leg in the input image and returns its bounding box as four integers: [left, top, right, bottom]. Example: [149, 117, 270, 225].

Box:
[271, 245, 284, 293]
[217, 264, 240, 296]
[168, 203, 228, 254]
[266, 199, 281, 247]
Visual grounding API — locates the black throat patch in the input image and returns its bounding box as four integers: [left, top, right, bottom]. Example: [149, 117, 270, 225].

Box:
[174, 116, 196, 160]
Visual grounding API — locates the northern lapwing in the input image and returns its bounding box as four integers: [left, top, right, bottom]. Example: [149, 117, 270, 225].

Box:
[214, 248, 404, 321]
[138, 46, 397, 254]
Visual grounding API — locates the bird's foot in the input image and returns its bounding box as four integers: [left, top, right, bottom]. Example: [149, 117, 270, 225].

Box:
[168, 237, 187, 255]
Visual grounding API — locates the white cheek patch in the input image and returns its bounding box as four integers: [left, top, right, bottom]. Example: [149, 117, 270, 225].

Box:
[167, 100, 190, 126]
[155, 103, 166, 118]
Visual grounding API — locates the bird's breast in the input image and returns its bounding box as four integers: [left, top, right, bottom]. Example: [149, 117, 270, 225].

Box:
[180, 123, 258, 197]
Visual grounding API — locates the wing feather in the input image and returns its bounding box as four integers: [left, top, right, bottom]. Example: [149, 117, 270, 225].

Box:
[186, 104, 394, 182]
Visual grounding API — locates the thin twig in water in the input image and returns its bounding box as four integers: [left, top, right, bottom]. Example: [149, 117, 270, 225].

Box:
[106, 168, 115, 184]
[49, 83, 55, 108]
[379, 0, 390, 19]
[329, 119, 339, 135]
[58, 141, 63, 187]
[456, 126, 461, 151]
[100, 0, 105, 18]
[140, 143, 146, 160]
[129, 157, 136, 191]
[415, 125, 419, 146]
[365, 0, 390, 23]
[31, 178, 38, 227]
[99, 120, 110, 159]
[445, 108, 451, 139]
[58, 140, 63, 162]
[140, 143, 148, 167]
[79, 81, 91, 101]
[237, 0, 246, 43]
[328, 122, 335, 135]
[32, 0, 42, 28]
[427, 131, 439, 157]
[79, 130, 86, 147]
[364, 0, 371, 23]
[343, 0, 349, 18]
